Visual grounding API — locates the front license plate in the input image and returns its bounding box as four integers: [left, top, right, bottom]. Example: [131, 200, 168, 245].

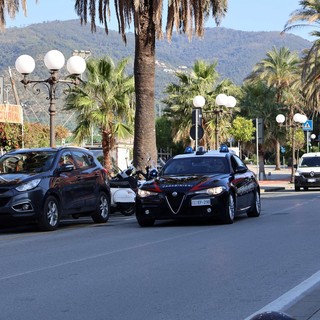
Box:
[191, 199, 211, 206]
[308, 178, 316, 183]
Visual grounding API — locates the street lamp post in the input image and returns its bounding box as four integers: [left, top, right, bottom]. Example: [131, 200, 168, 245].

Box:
[15, 50, 86, 148]
[276, 112, 307, 183]
[214, 93, 236, 150]
[192, 95, 205, 150]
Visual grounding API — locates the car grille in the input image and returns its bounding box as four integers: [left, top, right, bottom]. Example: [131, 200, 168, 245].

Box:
[302, 172, 320, 178]
[165, 192, 185, 214]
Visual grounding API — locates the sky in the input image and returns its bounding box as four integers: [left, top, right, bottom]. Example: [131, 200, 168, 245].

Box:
[5, 0, 315, 42]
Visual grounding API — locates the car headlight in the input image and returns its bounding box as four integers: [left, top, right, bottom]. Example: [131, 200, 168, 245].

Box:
[16, 179, 41, 192]
[295, 171, 301, 176]
[138, 189, 158, 198]
[195, 186, 226, 195]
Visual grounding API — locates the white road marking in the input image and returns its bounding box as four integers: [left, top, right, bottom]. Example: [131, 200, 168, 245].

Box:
[244, 270, 320, 319]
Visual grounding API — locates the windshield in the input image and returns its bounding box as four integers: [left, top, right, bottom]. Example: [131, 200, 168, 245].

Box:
[162, 156, 229, 175]
[0, 151, 56, 174]
[300, 156, 320, 167]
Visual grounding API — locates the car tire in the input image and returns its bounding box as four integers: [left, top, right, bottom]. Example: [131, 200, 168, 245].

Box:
[91, 191, 110, 223]
[38, 196, 60, 231]
[223, 193, 235, 224]
[303, 187, 309, 191]
[295, 185, 300, 191]
[247, 190, 261, 217]
[136, 216, 155, 227]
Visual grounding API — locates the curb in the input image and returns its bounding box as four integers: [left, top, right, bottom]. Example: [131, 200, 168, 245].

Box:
[261, 186, 286, 192]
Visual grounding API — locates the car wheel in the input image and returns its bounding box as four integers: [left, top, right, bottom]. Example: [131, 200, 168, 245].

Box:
[136, 216, 155, 227]
[91, 191, 110, 223]
[38, 196, 60, 231]
[295, 185, 300, 192]
[223, 193, 235, 224]
[303, 187, 309, 191]
[247, 190, 261, 217]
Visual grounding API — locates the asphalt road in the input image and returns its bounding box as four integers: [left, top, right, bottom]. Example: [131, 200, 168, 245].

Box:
[1, 191, 320, 320]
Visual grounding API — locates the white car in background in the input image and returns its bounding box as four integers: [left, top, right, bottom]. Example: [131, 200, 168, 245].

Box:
[295, 152, 320, 191]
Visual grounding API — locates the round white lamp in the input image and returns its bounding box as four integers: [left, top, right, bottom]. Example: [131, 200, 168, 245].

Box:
[15, 55, 36, 75]
[44, 50, 65, 70]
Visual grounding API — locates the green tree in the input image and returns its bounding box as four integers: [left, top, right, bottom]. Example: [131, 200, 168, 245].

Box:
[245, 47, 301, 170]
[156, 116, 184, 156]
[64, 57, 135, 171]
[229, 117, 255, 159]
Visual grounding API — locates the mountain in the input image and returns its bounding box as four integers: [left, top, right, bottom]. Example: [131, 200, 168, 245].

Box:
[0, 19, 311, 126]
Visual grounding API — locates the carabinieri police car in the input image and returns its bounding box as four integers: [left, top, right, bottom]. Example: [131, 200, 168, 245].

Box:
[136, 145, 260, 226]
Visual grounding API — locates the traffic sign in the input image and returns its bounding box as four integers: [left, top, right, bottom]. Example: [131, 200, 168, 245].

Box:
[303, 120, 313, 131]
[190, 125, 204, 140]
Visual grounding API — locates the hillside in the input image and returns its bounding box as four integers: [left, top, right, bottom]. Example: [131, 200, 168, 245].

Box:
[0, 19, 311, 126]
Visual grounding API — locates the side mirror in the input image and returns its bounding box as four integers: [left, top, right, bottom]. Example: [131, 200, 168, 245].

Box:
[235, 166, 247, 174]
[58, 164, 74, 173]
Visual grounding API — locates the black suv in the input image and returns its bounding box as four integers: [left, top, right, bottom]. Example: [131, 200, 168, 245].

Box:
[0, 147, 111, 231]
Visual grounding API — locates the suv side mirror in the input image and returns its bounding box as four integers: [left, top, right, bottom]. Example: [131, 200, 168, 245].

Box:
[58, 164, 74, 173]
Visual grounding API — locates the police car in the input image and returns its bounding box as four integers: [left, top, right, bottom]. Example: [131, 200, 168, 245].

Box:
[135, 145, 261, 226]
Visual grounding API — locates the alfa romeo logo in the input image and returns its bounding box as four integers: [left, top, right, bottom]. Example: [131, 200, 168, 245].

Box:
[172, 191, 178, 197]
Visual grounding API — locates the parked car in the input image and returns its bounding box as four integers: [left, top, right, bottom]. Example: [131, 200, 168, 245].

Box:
[0, 146, 111, 231]
[136, 145, 261, 226]
[295, 152, 320, 191]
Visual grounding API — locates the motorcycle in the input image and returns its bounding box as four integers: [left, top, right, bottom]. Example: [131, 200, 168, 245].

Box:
[110, 166, 137, 216]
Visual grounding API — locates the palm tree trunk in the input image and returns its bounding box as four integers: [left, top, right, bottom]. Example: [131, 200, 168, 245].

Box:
[101, 128, 113, 173]
[133, 6, 158, 171]
[275, 139, 281, 170]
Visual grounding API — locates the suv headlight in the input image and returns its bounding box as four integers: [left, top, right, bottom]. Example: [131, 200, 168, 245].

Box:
[138, 189, 158, 198]
[195, 186, 226, 195]
[16, 179, 41, 192]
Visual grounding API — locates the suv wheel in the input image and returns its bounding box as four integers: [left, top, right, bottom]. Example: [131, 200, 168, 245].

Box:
[39, 196, 60, 231]
[91, 191, 110, 223]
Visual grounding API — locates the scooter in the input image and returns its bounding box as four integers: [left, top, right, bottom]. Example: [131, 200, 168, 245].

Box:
[110, 166, 137, 216]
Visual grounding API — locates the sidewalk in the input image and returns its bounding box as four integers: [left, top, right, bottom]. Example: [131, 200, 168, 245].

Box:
[247, 165, 293, 192]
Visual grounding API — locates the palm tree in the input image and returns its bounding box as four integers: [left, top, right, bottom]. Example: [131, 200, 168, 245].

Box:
[64, 57, 135, 171]
[163, 60, 238, 149]
[282, 0, 320, 39]
[0, 0, 28, 30]
[245, 47, 301, 170]
[282, 0, 320, 113]
[1, 0, 227, 169]
[73, 0, 228, 170]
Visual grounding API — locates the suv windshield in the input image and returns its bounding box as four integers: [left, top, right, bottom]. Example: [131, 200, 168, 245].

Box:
[0, 151, 56, 174]
[300, 157, 320, 167]
[162, 157, 229, 175]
